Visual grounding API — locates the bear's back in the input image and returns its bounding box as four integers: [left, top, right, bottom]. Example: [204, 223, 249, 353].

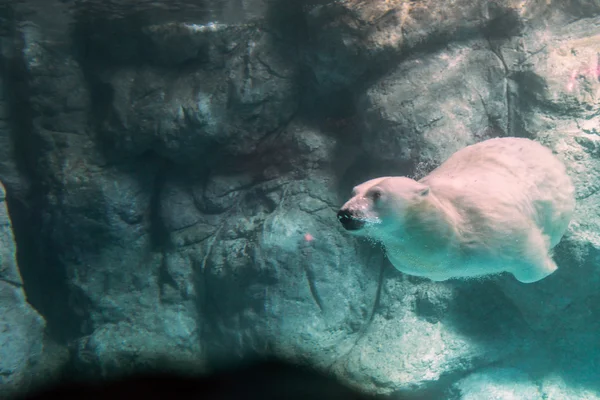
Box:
[424, 137, 554, 180]
[420, 137, 575, 248]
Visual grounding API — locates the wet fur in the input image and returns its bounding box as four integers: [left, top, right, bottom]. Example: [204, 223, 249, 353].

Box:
[340, 137, 575, 283]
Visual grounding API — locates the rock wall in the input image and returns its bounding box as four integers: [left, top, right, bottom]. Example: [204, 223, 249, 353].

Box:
[0, 181, 45, 397]
[1, 0, 600, 398]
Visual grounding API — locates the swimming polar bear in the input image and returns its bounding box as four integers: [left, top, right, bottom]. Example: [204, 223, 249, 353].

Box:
[337, 137, 575, 283]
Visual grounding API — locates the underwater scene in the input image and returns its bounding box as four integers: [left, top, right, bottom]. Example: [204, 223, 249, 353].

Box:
[0, 0, 599, 399]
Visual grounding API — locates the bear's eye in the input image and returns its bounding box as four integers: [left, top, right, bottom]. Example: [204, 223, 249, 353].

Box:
[371, 189, 383, 202]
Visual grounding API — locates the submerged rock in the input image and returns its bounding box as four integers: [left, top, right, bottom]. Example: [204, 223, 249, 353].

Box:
[1, 0, 600, 398]
[449, 367, 542, 400]
[0, 183, 46, 397]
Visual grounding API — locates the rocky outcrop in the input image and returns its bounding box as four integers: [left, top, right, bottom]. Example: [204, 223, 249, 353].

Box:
[356, 38, 508, 166]
[1, 0, 600, 399]
[1, 26, 46, 395]
[0, 182, 45, 397]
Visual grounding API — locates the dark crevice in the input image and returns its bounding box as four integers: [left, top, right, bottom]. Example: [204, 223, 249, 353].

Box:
[481, 5, 523, 39]
[265, 0, 355, 129]
[0, 277, 23, 288]
[368, 258, 386, 326]
[1, 6, 82, 343]
[197, 224, 229, 364]
[157, 253, 179, 301]
[485, 36, 514, 137]
[265, 0, 310, 46]
[148, 153, 173, 253]
[71, 26, 121, 163]
[302, 245, 324, 312]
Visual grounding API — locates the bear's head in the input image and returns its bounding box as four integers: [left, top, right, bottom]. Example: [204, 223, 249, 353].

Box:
[337, 177, 430, 237]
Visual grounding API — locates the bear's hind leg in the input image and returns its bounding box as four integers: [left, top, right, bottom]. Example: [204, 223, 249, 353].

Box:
[511, 230, 558, 284]
[512, 255, 557, 283]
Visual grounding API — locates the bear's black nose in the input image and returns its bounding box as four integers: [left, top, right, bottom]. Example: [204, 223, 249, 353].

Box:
[337, 209, 365, 231]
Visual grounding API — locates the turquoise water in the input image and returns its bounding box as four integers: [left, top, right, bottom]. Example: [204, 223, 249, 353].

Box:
[1, 1, 599, 399]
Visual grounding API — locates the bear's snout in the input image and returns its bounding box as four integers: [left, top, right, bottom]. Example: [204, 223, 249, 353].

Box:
[337, 208, 365, 231]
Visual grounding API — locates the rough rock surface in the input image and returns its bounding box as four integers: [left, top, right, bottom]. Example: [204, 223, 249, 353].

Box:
[356, 39, 508, 165]
[449, 365, 600, 399]
[0, 183, 45, 397]
[1, 1, 600, 399]
[330, 277, 533, 396]
[303, 0, 524, 94]
[449, 367, 543, 399]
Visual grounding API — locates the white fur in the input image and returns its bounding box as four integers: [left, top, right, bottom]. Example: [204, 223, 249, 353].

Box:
[339, 137, 575, 283]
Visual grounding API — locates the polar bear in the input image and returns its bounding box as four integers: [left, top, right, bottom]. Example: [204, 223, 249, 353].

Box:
[337, 137, 575, 283]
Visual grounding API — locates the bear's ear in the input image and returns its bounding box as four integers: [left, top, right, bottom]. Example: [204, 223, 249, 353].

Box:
[417, 184, 430, 197]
